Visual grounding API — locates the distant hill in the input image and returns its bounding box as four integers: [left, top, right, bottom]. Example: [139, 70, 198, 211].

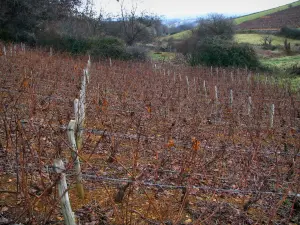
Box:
[162, 0, 300, 41]
[235, 0, 300, 25]
[237, 4, 300, 30]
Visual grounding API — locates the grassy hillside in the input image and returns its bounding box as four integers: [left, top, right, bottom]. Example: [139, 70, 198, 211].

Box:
[160, 30, 192, 41]
[235, 33, 300, 45]
[234, 0, 300, 25]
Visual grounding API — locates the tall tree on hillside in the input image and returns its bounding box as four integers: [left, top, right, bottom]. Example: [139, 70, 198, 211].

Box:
[0, 0, 81, 42]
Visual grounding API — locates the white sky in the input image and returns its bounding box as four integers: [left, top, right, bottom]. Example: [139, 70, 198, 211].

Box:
[92, 0, 297, 18]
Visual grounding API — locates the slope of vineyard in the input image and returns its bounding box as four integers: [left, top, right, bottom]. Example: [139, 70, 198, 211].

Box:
[235, 0, 300, 25]
[0, 43, 300, 224]
[237, 5, 300, 30]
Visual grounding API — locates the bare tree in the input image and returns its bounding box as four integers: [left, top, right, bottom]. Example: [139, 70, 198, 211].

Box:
[118, 0, 159, 45]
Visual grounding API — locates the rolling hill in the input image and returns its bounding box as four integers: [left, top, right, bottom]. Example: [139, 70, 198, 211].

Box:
[234, 0, 300, 25]
[163, 1, 300, 40]
[236, 4, 300, 30]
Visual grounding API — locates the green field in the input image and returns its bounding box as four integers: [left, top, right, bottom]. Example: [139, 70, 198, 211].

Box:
[261, 54, 300, 69]
[160, 30, 192, 41]
[149, 51, 176, 61]
[162, 33, 300, 47]
[235, 33, 300, 45]
[234, 0, 300, 25]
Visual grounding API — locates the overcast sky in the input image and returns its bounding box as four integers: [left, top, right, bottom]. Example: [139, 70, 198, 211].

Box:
[92, 0, 296, 18]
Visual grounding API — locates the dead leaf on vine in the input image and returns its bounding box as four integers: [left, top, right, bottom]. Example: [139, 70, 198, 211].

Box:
[192, 137, 200, 151]
[167, 139, 175, 148]
[146, 105, 151, 113]
[22, 78, 30, 88]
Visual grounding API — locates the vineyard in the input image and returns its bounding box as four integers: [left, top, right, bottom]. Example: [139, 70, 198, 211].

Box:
[237, 5, 300, 30]
[0, 43, 300, 224]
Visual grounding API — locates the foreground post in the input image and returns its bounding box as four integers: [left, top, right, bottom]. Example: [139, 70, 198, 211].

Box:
[54, 159, 76, 225]
[67, 120, 84, 199]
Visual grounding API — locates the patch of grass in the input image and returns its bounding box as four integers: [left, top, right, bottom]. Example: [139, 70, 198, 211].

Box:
[160, 30, 193, 41]
[235, 33, 300, 46]
[149, 51, 176, 61]
[234, 1, 300, 25]
[260, 54, 300, 70]
[259, 54, 300, 91]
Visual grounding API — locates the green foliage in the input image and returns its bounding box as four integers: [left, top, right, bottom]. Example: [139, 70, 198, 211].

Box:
[189, 37, 260, 68]
[36, 31, 91, 54]
[90, 37, 126, 60]
[0, 0, 81, 43]
[280, 27, 300, 40]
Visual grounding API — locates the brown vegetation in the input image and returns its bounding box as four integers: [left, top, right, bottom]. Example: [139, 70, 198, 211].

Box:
[0, 43, 300, 224]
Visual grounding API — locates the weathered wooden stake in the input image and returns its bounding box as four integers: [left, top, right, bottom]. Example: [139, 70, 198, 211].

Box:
[186, 76, 189, 95]
[67, 120, 84, 199]
[54, 159, 76, 225]
[248, 96, 252, 116]
[230, 90, 233, 108]
[203, 80, 207, 99]
[247, 73, 251, 84]
[109, 58, 112, 67]
[215, 86, 218, 103]
[270, 104, 275, 128]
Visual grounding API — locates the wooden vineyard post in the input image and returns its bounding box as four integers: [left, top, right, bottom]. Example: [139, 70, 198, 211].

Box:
[215, 86, 219, 104]
[270, 104, 275, 128]
[54, 159, 76, 225]
[203, 80, 207, 99]
[230, 90, 233, 109]
[67, 120, 84, 199]
[186, 76, 189, 95]
[248, 96, 252, 116]
[3, 46, 6, 56]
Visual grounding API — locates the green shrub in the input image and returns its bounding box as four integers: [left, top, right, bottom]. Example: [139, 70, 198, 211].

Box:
[89, 37, 126, 60]
[124, 46, 149, 61]
[0, 29, 13, 42]
[189, 37, 260, 68]
[280, 27, 300, 40]
[36, 30, 90, 54]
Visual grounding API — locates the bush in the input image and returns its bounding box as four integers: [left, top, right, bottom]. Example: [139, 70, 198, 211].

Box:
[90, 37, 126, 60]
[124, 46, 148, 61]
[189, 37, 260, 68]
[36, 30, 90, 54]
[280, 27, 300, 40]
